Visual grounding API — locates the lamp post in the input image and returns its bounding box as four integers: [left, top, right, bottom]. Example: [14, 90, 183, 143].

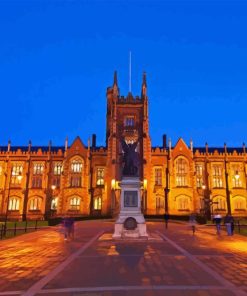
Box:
[224, 160, 231, 215]
[201, 184, 211, 221]
[4, 168, 23, 236]
[143, 179, 147, 213]
[45, 185, 56, 220]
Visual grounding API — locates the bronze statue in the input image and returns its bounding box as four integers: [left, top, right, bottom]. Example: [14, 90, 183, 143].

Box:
[121, 138, 140, 176]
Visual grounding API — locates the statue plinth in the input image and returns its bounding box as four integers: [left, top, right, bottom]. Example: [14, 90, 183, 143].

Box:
[112, 177, 148, 239]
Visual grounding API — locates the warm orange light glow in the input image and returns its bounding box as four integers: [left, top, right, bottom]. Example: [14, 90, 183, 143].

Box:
[143, 179, 147, 190]
[202, 184, 206, 190]
[111, 179, 116, 190]
[51, 185, 56, 190]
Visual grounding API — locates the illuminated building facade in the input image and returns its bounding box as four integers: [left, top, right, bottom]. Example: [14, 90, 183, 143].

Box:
[0, 72, 246, 220]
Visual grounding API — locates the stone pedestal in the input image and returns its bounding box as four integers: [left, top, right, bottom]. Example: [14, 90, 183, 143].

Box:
[113, 177, 148, 239]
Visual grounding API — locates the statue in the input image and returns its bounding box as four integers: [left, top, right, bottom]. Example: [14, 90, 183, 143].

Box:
[121, 138, 140, 176]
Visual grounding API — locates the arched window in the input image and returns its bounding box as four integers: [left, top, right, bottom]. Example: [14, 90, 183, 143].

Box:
[11, 164, 23, 185]
[8, 197, 20, 211]
[29, 197, 41, 210]
[175, 158, 188, 186]
[177, 195, 190, 211]
[212, 165, 223, 188]
[213, 197, 226, 210]
[70, 158, 83, 187]
[71, 159, 83, 173]
[94, 196, 102, 210]
[234, 197, 246, 211]
[70, 197, 80, 210]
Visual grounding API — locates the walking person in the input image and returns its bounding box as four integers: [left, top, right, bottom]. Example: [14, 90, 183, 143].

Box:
[214, 213, 222, 235]
[189, 213, 197, 235]
[68, 216, 75, 240]
[164, 212, 170, 229]
[224, 213, 234, 236]
[62, 216, 70, 241]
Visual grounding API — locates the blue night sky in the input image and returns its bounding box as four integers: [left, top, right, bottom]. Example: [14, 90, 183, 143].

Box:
[1, 0, 247, 148]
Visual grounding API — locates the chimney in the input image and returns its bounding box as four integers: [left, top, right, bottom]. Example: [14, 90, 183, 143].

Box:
[92, 134, 96, 148]
[163, 134, 167, 148]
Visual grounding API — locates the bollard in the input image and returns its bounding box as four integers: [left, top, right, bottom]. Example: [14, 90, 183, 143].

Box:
[35, 220, 38, 230]
[25, 220, 28, 233]
[14, 222, 17, 236]
[238, 220, 240, 233]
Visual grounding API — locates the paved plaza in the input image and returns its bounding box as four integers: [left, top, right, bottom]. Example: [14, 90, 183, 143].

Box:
[0, 220, 246, 296]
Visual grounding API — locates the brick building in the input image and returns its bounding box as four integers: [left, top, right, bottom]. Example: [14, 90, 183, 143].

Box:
[0, 72, 246, 220]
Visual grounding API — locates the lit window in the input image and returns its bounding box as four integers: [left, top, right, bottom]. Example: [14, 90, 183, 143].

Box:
[71, 160, 82, 173]
[154, 168, 162, 186]
[96, 168, 104, 186]
[8, 197, 20, 211]
[175, 158, 188, 186]
[54, 163, 63, 175]
[94, 196, 102, 210]
[231, 165, 242, 188]
[212, 165, 223, 188]
[70, 159, 83, 187]
[234, 197, 246, 210]
[29, 198, 41, 210]
[70, 197, 80, 210]
[11, 165, 23, 185]
[195, 164, 204, 188]
[33, 164, 44, 175]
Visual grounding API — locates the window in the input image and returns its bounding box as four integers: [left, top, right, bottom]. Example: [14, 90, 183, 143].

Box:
[96, 168, 104, 186]
[33, 164, 44, 175]
[8, 197, 20, 211]
[195, 164, 204, 188]
[54, 162, 62, 175]
[70, 159, 83, 187]
[70, 197, 80, 210]
[154, 168, 162, 186]
[71, 160, 82, 173]
[51, 197, 58, 210]
[94, 196, 102, 210]
[156, 195, 164, 209]
[177, 196, 190, 211]
[32, 163, 43, 188]
[11, 165, 23, 185]
[212, 165, 223, 188]
[175, 158, 188, 187]
[231, 165, 242, 188]
[29, 198, 41, 211]
[234, 197, 246, 210]
[124, 116, 135, 127]
[52, 176, 60, 188]
[214, 197, 226, 210]
[32, 176, 42, 188]
[70, 176, 81, 187]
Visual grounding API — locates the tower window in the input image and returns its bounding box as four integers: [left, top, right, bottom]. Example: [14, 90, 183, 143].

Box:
[124, 116, 135, 127]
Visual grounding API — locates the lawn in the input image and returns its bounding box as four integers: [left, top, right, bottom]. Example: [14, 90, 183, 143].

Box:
[0, 220, 48, 239]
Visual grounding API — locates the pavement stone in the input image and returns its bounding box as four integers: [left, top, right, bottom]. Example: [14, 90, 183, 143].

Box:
[0, 220, 246, 296]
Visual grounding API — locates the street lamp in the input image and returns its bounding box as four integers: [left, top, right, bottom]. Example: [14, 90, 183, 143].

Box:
[201, 184, 211, 221]
[142, 179, 147, 213]
[45, 185, 57, 220]
[4, 169, 23, 236]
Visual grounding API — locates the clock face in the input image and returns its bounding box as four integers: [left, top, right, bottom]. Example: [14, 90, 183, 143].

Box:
[124, 191, 138, 207]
